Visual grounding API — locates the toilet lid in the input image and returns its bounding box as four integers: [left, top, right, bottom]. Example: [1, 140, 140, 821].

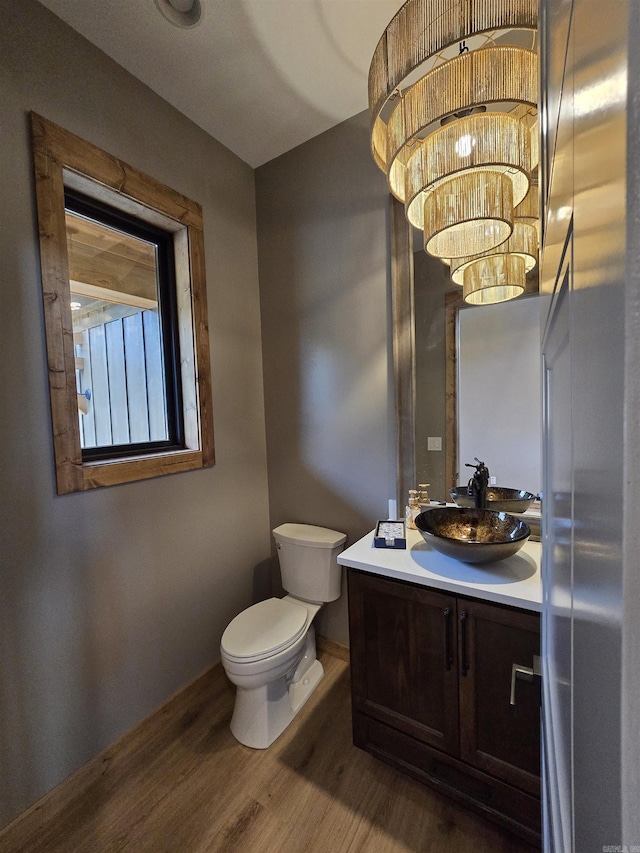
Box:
[273, 523, 347, 549]
[221, 598, 308, 662]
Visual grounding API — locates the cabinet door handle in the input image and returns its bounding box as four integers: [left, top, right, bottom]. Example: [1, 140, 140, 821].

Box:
[443, 607, 453, 671]
[460, 611, 469, 677]
[510, 655, 542, 707]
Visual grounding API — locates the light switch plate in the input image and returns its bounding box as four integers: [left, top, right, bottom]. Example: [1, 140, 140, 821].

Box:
[427, 436, 442, 451]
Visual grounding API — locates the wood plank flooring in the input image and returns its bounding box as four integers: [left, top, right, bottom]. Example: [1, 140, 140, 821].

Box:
[1, 650, 539, 853]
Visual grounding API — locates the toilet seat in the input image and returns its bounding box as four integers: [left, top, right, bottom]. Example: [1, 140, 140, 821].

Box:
[221, 598, 309, 664]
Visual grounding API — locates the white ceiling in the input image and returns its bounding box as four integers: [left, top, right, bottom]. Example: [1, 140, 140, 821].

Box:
[37, 0, 405, 168]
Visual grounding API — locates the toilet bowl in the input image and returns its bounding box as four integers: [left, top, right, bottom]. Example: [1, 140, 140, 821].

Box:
[220, 523, 346, 749]
[221, 595, 322, 748]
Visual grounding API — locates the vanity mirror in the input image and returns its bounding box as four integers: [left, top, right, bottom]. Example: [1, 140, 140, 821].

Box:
[391, 199, 542, 506]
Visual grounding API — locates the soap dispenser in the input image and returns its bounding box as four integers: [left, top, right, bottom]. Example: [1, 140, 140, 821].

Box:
[418, 483, 430, 506]
[405, 489, 420, 530]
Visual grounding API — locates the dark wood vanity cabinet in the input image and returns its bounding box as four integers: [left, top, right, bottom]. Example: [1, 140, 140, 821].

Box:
[348, 569, 541, 845]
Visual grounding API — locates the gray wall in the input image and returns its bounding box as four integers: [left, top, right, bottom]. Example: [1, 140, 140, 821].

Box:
[255, 112, 396, 645]
[0, 0, 270, 828]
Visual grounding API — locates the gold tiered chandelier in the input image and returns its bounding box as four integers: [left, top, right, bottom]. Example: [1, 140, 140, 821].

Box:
[369, 0, 539, 305]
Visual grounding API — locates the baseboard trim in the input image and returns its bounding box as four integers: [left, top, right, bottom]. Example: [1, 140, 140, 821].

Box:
[3, 639, 350, 836]
[0, 660, 224, 838]
[317, 635, 350, 663]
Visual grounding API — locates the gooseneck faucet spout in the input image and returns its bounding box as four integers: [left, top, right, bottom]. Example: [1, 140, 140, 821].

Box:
[465, 458, 490, 509]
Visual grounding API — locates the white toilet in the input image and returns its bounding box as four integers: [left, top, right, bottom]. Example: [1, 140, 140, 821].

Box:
[220, 523, 347, 749]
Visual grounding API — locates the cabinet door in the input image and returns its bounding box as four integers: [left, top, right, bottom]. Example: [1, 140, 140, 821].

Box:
[457, 599, 541, 796]
[348, 570, 459, 755]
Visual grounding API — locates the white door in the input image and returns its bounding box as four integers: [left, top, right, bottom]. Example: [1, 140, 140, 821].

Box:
[541, 233, 574, 853]
[540, 0, 631, 849]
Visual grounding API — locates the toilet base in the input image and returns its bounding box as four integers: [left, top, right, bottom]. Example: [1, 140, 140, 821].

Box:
[230, 657, 324, 750]
[289, 658, 323, 714]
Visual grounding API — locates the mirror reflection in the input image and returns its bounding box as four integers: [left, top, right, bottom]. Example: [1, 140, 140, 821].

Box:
[403, 230, 541, 505]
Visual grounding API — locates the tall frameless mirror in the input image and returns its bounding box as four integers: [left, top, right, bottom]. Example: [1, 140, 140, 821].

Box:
[391, 198, 542, 509]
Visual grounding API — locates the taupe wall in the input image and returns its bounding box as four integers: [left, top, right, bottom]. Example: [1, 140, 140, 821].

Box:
[255, 113, 396, 645]
[1, 0, 401, 825]
[0, 0, 270, 828]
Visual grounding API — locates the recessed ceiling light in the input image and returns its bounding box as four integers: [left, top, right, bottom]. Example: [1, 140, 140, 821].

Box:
[154, 0, 202, 28]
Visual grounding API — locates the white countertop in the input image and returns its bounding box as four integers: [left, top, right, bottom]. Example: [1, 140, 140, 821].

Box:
[338, 527, 542, 612]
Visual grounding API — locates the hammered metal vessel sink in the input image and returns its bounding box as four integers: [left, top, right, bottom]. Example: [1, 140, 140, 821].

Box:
[449, 486, 536, 514]
[415, 507, 531, 564]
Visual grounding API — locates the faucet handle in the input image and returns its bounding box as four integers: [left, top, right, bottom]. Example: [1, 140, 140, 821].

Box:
[465, 458, 489, 476]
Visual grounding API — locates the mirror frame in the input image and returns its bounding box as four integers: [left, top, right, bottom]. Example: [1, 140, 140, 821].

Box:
[390, 197, 415, 509]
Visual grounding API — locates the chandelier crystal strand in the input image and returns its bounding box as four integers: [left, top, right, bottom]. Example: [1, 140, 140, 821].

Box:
[405, 113, 531, 230]
[368, 0, 540, 305]
[385, 46, 538, 201]
[514, 185, 540, 241]
[368, 0, 538, 156]
[424, 171, 514, 259]
[463, 254, 527, 305]
[515, 189, 539, 223]
[449, 221, 538, 284]
[528, 116, 539, 170]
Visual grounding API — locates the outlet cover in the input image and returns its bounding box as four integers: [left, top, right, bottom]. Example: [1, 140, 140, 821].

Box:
[427, 436, 443, 451]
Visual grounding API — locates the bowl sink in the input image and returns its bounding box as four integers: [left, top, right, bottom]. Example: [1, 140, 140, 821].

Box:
[449, 486, 536, 514]
[415, 507, 530, 564]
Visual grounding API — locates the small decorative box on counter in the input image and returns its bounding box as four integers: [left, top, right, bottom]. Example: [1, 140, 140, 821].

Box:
[374, 520, 406, 549]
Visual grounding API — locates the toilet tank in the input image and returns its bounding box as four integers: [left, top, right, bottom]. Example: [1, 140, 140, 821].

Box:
[273, 523, 347, 603]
